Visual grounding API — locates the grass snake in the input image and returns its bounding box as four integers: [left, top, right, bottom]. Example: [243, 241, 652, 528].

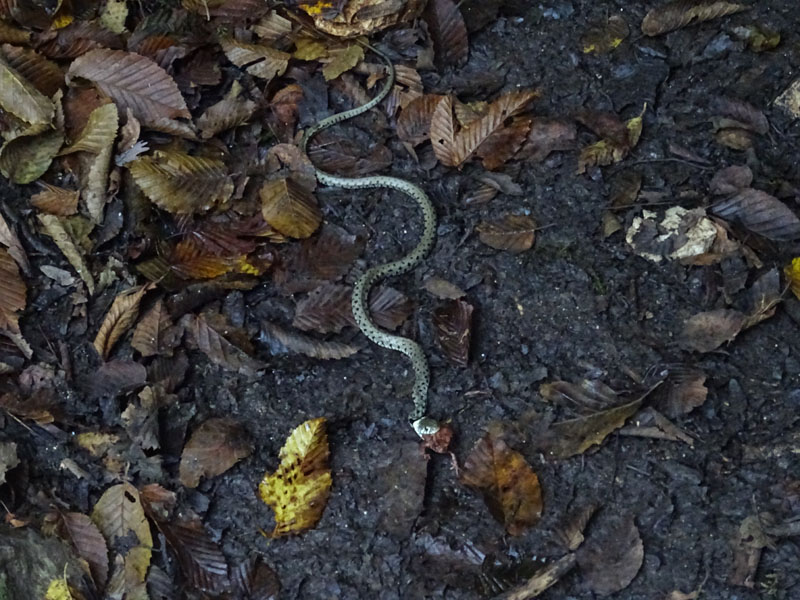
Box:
[301, 47, 440, 437]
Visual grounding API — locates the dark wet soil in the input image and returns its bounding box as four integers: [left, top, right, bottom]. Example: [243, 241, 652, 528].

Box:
[3, 1, 800, 599]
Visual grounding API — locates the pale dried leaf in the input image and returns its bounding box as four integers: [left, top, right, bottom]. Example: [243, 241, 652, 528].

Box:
[179, 417, 253, 488]
[0, 53, 54, 127]
[60, 101, 117, 155]
[197, 81, 256, 139]
[91, 482, 153, 548]
[681, 308, 746, 352]
[37, 213, 95, 294]
[220, 38, 289, 82]
[0, 43, 63, 97]
[476, 214, 536, 252]
[131, 299, 180, 357]
[184, 313, 264, 375]
[642, 0, 747, 36]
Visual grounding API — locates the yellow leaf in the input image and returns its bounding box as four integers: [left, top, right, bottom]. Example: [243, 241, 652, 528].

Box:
[37, 214, 95, 294]
[322, 44, 364, 81]
[61, 102, 118, 156]
[293, 37, 328, 61]
[785, 257, 800, 299]
[100, 0, 128, 34]
[128, 150, 233, 215]
[300, 1, 334, 16]
[625, 103, 647, 148]
[45, 577, 74, 600]
[93, 284, 153, 360]
[258, 417, 332, 537]
[75, 432, 119, 456]
[260, 178, 321, 239]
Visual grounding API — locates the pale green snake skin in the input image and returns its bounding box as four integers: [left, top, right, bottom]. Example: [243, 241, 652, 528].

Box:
[301, 48, 440, 437]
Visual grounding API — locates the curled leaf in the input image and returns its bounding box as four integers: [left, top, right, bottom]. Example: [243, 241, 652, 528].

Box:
[460, 432, 543, 535]
[0, 246, 25, 334]
[37, 213, 95, 294]
[0, 52, 54, 127]
[93, 284, 152, 360]
[260, 320, 359, 360]
[259, 417, 332, 537]
[642, 0, 747, 36]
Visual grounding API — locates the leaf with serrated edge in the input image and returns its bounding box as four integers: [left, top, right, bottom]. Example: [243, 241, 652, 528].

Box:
[129, 150, 233, 215]
[179, 417, 253, 488]
[197, 80, 256, 139]
[642, 0, 747, 36]
[183, 313, 264, 374]
[131, 299, 178, 357]
[91, 482, 153, 548]
[322, 44, 364, 81]
[60, 511, 109, 588]
[261, 320, 359, 360]
[260, 178, 321, 239]
[31, 183, 79, 216]
[0, 210, 29, 274]
[0, 247, 25, 334]
[1, 43, 64, 97]
[0, 129, 63, 184]
[0, 53, 54, 126]
[220, 38, 289, 82]
[476, 214, 536, 253]
[67, 49, 189, 126]
[93, 284, 152, 360]
[37, 213, 95, 294]
[61, 101, 117, 155]
[259, 418, 331, 537]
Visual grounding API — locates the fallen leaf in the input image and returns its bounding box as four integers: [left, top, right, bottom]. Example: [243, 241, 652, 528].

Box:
[1, 43, 63, 97]
[30, 183, 79, 216]
[709, 165, 752, 195]
[196, 80, 256, 139]
[476, 214, 536, 253]
[539, 378, 620, 411]
[681, 308, 746, 353]
[577, 514, 643, 595]
[0, 128, 63, 183]
[322, 43, 364, 81]
[258, 417, 332, 537]
[424, 0, 469, 67]
[220, 38, 289, 82]
[729, 515, 774, 587]
[517, 118, 577, 162]
[711, 188, 800, 241]
[121, 387, 160, 451]
[44, 578, 73, 600]
[784, 257, 800, 300]
[475, 116, 532, 170]
[230, 557, 281, 600]
[742, 268, 781, 329]
[131, 299, 181, 357]
[86, 359, 147, 400]
[99, 0, 127, 34]
[626, 207, 718, 263]
[179, 417, 253, 488]
[129, 149, 233, 215]
[397, 94, 445, 146]
[260, 320, 359, 360]
[655, 367, 708, 417]
[433, 299, 473, 366]
[37, 213, 95, 293]
[183, 313, 264, 375]
[642, 0, 747, 36]
[0, 440, 18, 484]
[105, 546, 150, 598]
[93, 284, 152, 360]
[67, 49, 190, 127]
[774, 78, 800, 119]
[260, 178, 321, 239]
[0, 246, 26, 334]
[423, 277, 465, 299]
[581, 15, 630, 54]
[298, 0, 426, 37]
[460, 432, 543, 535]
[56, 512, 109, 589]
[156, 515, 230, 594]
[0, 52, 54, 128]
[555, 503, 598, 551]
[60, 101, 117, 155]
[713, 97, 768, 135]
[91, 482, 153, 549]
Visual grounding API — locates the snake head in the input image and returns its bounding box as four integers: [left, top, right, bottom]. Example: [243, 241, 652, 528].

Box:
[411, 416, 440, 438]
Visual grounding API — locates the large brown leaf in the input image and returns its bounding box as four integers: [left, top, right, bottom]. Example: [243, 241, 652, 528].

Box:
[577, 514, 643, 595]
[91, 482, 153, 549]
[424, 0, 468, 67]
[642, 0, 747, 36]
[131, 299, 181, 357]
[711, 188, 800, 241]
[0, 43, 63, 97]
[260, 178, 321, 239]
[260, 320, 359, 360]
[67, 49, 190, 127]
[476, 214, 536, 252]
[157, 516, 230, 594]
[179, 417, 253, 488]
[433, 299, 473, 366]
[183, 313, 264, 375]
[57, 511, 109, 589]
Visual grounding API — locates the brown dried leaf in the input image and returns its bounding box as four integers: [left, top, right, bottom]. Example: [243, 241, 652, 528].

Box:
[197, 81, 256, 139]
[86, 359, 147, 402]
[713, 97, 768, 135]
[91, 482, 153, 548]
[433, 299, 472, 366]
[307, 132, 392, 177]
[93, 284, 152, 360]
[743, 267, 781, 329]
[220, 38, 289, 82]
[0, 20, 30, 45]
[681, 308, 746, 352]
[58, 511, 109, 589]
[258, 417, 331, 537]
[157, 515, 230, 594]
[1, 43, 63, 97]
[432, 90, 538, 168]
[230, 557, 281, 600]
[397, 94, 445, 146]
[298, 0, 426, 37]
[540, 378, 620, 412]
[517, 118, 577, 162]
[260, 178, 321, 239]
[475, 116, 532, 170]
[253, 11, 293, 43]
[67, 49, 189, 127]
[261, 320, 359, 360]
[129, 150, 233, 215]
[183, 313, 264, 375]
[577, 514, 643, 595]
[0, 211, 27, 275]
[60, 101, 117, 156]
[655, 367, 708, 418]
[37, 213, 95, 293]
[0, 246, 25, 334]
[424, 0, 468, 67]
[709, 165, 752, 195]
[121, 387, 160, 451]
[476, 214, 536, 253]
[712, 188, 800, 241]
[30, 183, 79, 216]
[0, 129, 63, 184]
[298, 223, 364, 282]
[292, 282, 352, 334]
[460, 432, 543, 535]
[423, 277, 465, 299]
[642, 0, 747, 36]
[131, 299, 180, 357]
[0, 52, 54, 127]
[179, 417, 253, 488]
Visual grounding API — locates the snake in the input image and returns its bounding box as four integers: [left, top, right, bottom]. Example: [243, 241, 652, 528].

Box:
[301, 47, 440, 438]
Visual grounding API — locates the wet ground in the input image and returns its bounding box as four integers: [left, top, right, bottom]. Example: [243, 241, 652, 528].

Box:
[3, 1, 800, 599]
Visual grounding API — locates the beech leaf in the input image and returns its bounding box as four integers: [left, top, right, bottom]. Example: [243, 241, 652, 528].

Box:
[260, 178, 321, 239]
[0, 246, 26, 334]
[179, 417, 253, 488]
[91, 482, 153, 549]
[93, 284, 152, 360]
[476, 214, 536, 253]
[642, 0, 747, 36]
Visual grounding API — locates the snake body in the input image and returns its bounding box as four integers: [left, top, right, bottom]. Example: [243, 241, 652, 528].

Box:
[301, 48, 439, 437]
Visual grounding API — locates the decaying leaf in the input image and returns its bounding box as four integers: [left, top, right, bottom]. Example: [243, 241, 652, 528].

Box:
[424, 0, 469, 67]
[0, 128, 63, 184]
[626, 207, 718, 263]
[37, 213, 95, 294]
[0, 440, 18, 485]
[709, 165, 752, 195]
[298, 0, 426, 38]
[0, 246, 26, 335]
[67, 49, 190, 127]
[56, 512, 109, 589]
[711, 188, 800, 241]
[86, 359, 147, 400]
[397, 94, 445, 146]
[183, 313, 264, 374]
[30, 183, 79, 216]
[156, 516, 230, 594]
[121, 386, 160, 451]
[642, 0, 747, 36]
[433, 299, 472, 366]
[197, 80, 256, 139]
[517, 118, 577, 162]
[259, 417, 332, 537]
[681, 308, 746, 353]
[91, 481, 153, 550]
[0, 53, 54, 128]
[581, 15, 630, 54]
[785, 257, 800, 300]
[179, 417, 253, 488]
[577, 105, 646, 173]
[131, 299, 181, 357]
[729, 514, 775, 588]
[260, 320, 359, 360]
[220, 38, 289, 82]
[423, 276, 465, 299]
[129, 150, 234, 215]
[577, 514, 643, 595]
[476, 214, 536, 253]
[774, 78, 800, 119]
[322, 43, 364, 81]
[654, 367, 708, 418]
[460, 432, 543, 535]
[260, 178, 321, 239]
[93, 284, 152, 360]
